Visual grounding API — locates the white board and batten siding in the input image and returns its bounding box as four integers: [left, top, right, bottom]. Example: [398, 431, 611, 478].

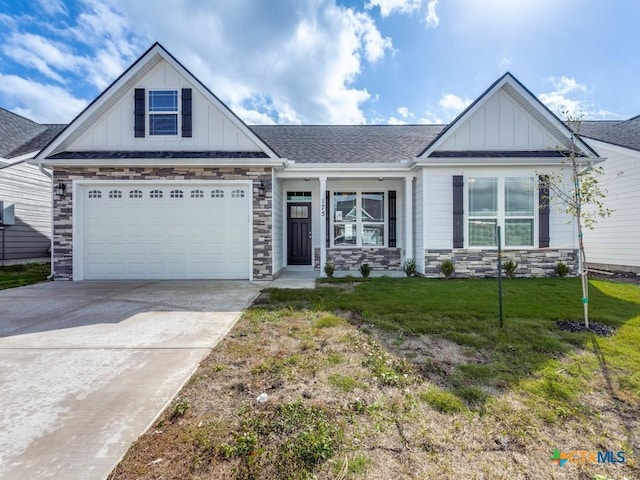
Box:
[73, 181, 252, 280]
[70, 60, 263, 153]
[0, 162, 51, 261]
[439, 90, 561, 151]
[582, 139, 640, 270]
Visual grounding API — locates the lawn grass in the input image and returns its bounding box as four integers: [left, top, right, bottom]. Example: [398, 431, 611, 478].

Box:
[0, 262, 50, 290]
[110, 277, 640, 479]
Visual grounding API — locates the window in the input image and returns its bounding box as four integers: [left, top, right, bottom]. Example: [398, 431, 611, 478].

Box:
[505, 177, 534, 246]
[108, 190, 122, 199]
[150, 189, 163, 198]
[170, 189, 184, 198]
[191, 189, 204, 198]
[468, 178, 497, 247]
[333, 192, 385, 247]
[467, 177, 535, 248]
[149, 90, 178, 135]
[231, 189, 245, 198]
[129, 189, 143, 198]
[287, 191, 312, 202]
[88, 190, 102, 199]
[211, 189, 224, 198]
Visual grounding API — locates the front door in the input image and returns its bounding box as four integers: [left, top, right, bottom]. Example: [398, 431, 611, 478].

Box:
[287, 203, 311, 265]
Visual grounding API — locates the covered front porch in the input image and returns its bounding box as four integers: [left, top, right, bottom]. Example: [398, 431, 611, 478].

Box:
[273, 167, 416, 277]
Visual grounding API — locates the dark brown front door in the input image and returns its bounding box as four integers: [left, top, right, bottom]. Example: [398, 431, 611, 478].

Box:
[287, 203, 311, 265]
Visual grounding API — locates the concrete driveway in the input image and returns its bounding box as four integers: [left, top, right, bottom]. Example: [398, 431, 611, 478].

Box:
[0, 280, 261, 480]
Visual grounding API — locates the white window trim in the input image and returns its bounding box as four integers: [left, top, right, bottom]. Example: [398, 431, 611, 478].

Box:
[148, 89, 180, 136]
[465, 176, 538, 249]
[331, 190, 388, 248]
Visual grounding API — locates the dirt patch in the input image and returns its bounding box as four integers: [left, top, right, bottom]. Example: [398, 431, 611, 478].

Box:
[108, 305, 639, 480]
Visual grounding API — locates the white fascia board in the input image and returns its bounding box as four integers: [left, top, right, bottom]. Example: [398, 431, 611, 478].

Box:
[30, 157, 286, 168]
[412, 156, 605, 168]
[0, 157, 7, 167]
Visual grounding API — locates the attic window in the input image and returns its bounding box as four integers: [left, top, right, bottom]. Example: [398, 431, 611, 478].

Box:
[149, 90, 178, 135]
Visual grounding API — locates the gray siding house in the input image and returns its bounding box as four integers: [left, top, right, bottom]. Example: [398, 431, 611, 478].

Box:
[0, 108, 64, 264]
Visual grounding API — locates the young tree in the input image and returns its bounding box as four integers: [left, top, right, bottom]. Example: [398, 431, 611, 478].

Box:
[541, 112, 612, 329]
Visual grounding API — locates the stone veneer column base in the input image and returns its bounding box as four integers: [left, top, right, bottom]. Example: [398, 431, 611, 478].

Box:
[423, 249, 578, 278]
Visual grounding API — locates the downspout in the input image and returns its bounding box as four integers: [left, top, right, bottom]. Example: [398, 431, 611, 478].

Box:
[39, 164, 55, 280]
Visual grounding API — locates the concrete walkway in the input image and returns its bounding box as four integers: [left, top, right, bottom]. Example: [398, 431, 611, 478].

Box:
[0, 280, 261, 480]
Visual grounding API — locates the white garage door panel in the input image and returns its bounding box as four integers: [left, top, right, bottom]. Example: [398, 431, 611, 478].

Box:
[80, 183, 251, 279]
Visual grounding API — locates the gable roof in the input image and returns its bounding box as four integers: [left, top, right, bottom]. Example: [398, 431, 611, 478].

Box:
[0, 107, 65, 159]
[251, 125, 444, 163]
[36, 42, 280, 161]
[419, 72, 598, 158]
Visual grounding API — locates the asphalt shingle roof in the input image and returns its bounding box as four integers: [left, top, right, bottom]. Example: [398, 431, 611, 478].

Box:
[250, 125, 445, 163]
[0, 108, 66, 159]
[579, 118, 640, 152]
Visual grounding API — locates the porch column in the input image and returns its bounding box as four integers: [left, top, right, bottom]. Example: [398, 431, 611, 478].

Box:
[319, 176, 327, 276]
[404, 176, 413, 261]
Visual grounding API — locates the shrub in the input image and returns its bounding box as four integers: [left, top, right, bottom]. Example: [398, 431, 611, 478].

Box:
[359, 263, 371, 278]
[324, 262, 335, 278]
[503, 260, 518, 279]
[554, 261, 570, 277]
[402, 258, 417, 277]
[439, 259, 455, 279]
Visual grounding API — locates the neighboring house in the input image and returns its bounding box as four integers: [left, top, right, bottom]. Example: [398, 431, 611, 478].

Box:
[0, 108, 64, 264]
[32, 43, 604, 280]
[577, 119, 640, 274]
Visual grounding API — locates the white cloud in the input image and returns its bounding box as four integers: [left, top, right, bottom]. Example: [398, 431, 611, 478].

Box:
[387, 116, 408, 125]
[36, 0, 68, 16]
[397, 106, 412, 118]
[366, 0, 422, 17]
[439, 93, 472, 118]
[425, 0, 439, 27]
[366, 0, 439, 27]
[0, 74, 87, 123]
[539, 76, 588, 118]
[417, 112, 444, 124]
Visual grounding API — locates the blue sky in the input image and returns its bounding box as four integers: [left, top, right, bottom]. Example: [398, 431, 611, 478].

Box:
[0, 0, 638, 125]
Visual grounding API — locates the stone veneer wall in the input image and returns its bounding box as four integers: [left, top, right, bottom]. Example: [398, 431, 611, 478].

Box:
[423, 248, 578, 278]
[52, 167, 273, 280]
[314, 247, 402, 271]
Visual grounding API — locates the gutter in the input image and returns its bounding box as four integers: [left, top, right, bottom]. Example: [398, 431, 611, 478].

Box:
[38, 165, 55, 280]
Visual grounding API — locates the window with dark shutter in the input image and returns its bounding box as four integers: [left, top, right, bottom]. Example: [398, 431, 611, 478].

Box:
[182, 88, 192, 137]
[453, 175, 464, 248]
[134, 88, 145, 137]
[388, 190, 397, 247]
[538, 175, 550, 248]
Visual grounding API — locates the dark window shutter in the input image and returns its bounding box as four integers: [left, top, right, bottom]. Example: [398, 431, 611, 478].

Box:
[388, 190, 397, 247]
[326, 190, 331, 248]
[134, 88, 145, 137]
[538, 175, 550, 248]
[453, 175, 464, 248]
[181, 88, 192, 137]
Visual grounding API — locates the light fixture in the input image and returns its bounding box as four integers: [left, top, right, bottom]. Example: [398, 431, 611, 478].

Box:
[378, 176, 384, 182]
[54, 181, 66, 196]
[303, 177, 310, 182]
[258, 180, 266, 198]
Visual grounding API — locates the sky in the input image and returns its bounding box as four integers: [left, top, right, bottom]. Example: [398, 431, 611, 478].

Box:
[0, 0, 639, 126]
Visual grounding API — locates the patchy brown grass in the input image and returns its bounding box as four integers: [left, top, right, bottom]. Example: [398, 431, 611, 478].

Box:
[108, 305, 638, 480]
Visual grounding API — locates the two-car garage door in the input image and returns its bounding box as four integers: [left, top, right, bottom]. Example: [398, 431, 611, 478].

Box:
[76, 182, 251, 280]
